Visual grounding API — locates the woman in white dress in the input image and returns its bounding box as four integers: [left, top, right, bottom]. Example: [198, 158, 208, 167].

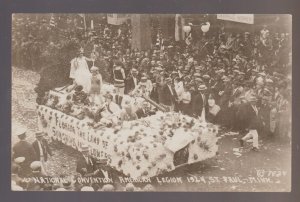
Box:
[70, 48, 94, 93]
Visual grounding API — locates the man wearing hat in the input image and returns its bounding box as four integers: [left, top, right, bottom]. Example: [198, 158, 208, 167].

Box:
[125, 68, 139, 94]
[32, 131, 53, 174]
[238, 96, 261, 151]
[93, 158, 113, 180]
[76, 144, 97, 177]
[12, 157, 25, 185]
[26, 161, 48, 191]
[191, 84, 208, 119]
[12, 126, 37, 177]
[160, 77, 178, 111]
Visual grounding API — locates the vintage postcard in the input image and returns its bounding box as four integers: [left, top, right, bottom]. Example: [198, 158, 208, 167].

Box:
[11, 14, 291, 192]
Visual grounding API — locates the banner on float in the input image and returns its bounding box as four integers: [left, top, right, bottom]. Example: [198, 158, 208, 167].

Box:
[37, 105, 219, 178]
[217, 14, 254, 24]
[107, 14, 129, 25]
[37, 105, 112, 161]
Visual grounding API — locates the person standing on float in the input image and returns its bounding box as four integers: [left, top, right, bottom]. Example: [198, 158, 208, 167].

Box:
[70, 48, 94, 93]
[113, 61, 126, 106]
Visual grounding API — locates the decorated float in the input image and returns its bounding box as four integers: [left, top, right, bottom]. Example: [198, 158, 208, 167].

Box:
[37, 84, 219, 178]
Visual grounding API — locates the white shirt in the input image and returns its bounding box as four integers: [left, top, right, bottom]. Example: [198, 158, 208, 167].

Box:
[101, 169, 109, 178]
[133, 77, 137, 87]
[174, 81, 184, 101]
[251, 105, 258, 116]
[181, 91, 191, 103]
[201, 93, 206, 107]
[167, 85, 174, 95]
[83, 155, 93, 166]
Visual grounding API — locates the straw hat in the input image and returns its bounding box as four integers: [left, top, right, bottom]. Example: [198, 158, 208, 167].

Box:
[198, 85, 207, 91]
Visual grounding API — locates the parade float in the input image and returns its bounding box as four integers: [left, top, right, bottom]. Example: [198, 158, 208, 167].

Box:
[37, 84, 219, 178]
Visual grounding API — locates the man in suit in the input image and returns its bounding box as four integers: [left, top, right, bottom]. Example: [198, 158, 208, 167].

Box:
[76, 144, 97, 177]
[93, 158, 113, 179]
[191, 84, 208, 119]
[12, 126, 37, 177]
[32, 131, 53, 174]
[239, 96, 261, 151]
[125, 68, 139, 94]
[160, 77, 177, 111]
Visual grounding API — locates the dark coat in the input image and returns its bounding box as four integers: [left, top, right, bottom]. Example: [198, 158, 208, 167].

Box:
[160, 84, 177, 106]
[191, 91, 208, 117]
[135, 108, 148, 119]
[13, 141, 37, 166]
[149, 86, 159, 103]
[125, 76, 139, 94]
[259, 103, 271, 135]
[32, 139, 52, 162]
[93, 165, 113, 179]
[236, 103, 261, 131]
[76, 155, 97, 177]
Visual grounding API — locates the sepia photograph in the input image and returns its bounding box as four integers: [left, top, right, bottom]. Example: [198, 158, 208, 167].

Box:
[11, 13, 292, 192]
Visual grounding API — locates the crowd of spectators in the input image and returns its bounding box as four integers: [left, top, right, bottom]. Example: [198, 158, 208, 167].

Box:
[12, 14, 291, 140]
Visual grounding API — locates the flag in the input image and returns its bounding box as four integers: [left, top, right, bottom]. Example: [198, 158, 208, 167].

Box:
[175, 14, 185, 41]
[91, 20, 94, 30]
[49, 14, 57, 27]
[155, 33, 164, 50]
[78, 14, 85, 18]
[78, 14, 87, 34]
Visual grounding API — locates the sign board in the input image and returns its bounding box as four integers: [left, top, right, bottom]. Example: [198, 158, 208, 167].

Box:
[107, 14, 129, 25]
[217, 14, 254, 24]
[164, 128, 195, 153]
